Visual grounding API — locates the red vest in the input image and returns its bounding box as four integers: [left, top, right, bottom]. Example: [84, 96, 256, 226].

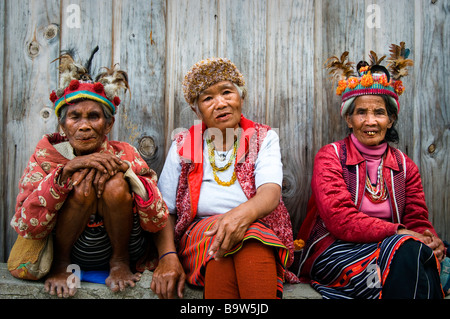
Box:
[173, 115, 295, 267]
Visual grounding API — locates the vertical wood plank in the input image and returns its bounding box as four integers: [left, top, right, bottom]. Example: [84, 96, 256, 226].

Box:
[366, 0, 416, 158]
[265, 0, 316, 232]
[216, 0, 267, 123]
[320, 0, 366, 147]
[412, 0, 449, 239]
[165, 0, 217, 154]
[60, 0, 113, 79]
[0, 0, 6, 260]
[2, 0, 60, 260]
[113, 0, 167, 174]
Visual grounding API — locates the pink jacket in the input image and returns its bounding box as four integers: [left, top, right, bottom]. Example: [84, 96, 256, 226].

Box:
[296, 136, 438, 279]
[11, 133, 168, 239]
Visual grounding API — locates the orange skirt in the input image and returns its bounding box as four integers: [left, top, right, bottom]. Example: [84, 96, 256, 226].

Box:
[178, 215, 289, 298]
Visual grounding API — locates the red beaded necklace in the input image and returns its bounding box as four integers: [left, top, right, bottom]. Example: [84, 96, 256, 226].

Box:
[365, 158, 388, 203]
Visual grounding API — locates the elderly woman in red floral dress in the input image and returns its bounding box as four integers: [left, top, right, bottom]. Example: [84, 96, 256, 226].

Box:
[10, 50, 169, 298]
[151, 58, 298, 299]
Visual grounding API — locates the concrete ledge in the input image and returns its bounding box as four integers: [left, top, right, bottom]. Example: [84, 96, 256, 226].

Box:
[0, 263, 320, 299]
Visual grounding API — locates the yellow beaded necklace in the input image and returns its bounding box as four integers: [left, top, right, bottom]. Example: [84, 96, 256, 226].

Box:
[206, 134, 239, 187]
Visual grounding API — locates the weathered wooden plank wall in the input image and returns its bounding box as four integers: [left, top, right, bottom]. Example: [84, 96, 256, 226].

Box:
[0, 0, 448, 262]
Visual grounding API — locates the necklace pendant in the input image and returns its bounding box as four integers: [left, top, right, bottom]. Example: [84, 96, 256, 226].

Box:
[206, 134, 240, 186]
[218, 153, 227, 161]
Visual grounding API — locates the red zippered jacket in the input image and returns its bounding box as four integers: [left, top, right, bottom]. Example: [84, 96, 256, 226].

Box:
[296, 135, 438, 280]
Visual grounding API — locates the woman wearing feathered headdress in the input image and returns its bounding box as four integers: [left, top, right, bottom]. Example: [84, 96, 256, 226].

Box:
[293, 43, 446, 299]
[9, 48, 169, 298]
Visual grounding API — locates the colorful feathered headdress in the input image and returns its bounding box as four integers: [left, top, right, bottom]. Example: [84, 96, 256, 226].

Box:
[325, 42, 413, 117]
[49, 46, 130, 116]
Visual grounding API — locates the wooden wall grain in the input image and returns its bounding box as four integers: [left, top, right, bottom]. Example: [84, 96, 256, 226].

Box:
[0, 0, 448, 261]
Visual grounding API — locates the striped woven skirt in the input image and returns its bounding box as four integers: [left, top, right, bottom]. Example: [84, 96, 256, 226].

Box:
[311, 234, 429, 299]
[70, 212, 148, 270]
[178, 216, 289, 297]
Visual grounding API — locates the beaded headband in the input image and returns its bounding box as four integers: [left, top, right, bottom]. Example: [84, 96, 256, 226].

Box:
[325, 42, 414, 117]
[50, 81, 120, 116]
[49, 46, 129, 116]
[182, 57, 245, 107]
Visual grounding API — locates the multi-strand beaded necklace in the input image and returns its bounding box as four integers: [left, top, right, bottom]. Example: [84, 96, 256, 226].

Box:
[206, 133, 240, 187]
[364, 158, 388, 203]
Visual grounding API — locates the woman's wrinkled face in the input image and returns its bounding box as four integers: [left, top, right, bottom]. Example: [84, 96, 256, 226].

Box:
[345, 95, 394, 146]
[196, 81, 243, 134]
[60, 100, 114, 156]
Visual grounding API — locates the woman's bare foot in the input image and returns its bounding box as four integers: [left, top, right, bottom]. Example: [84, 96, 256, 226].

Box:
[44, 261, 77, 298]
[105, 260, 141, 292]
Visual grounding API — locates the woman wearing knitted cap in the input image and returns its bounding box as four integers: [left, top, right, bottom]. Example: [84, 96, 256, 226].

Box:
[152, 58, 297, 299]
[294, 43, 445, 299]
[9, 50, 169, 297]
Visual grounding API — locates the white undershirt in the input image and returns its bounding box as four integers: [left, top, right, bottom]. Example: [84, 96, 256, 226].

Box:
[157, 130, 283, 218]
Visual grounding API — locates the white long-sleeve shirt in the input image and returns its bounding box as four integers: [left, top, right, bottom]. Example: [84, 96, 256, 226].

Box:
[158, 130, 283, 218]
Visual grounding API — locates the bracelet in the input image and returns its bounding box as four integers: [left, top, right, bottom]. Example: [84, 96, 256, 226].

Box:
[159, 251, 177, 260]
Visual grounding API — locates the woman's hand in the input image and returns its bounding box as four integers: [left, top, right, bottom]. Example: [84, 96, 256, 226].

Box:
[422, 229, 445, 262]
[151, 254, 186, 299]
[61, 153, 129, 197]
[204, 183, 281, 260]
[397, 228, 445, 262]
[61, 153, 127, 183]
[204, 206, 254, 260]
[151, 215, 186, 299]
